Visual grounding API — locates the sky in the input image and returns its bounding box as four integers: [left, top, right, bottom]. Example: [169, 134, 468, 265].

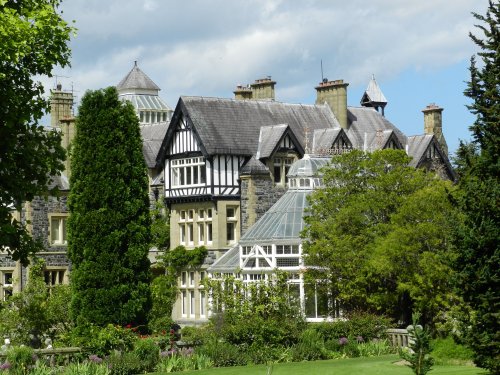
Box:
[46, 0, 487, 157]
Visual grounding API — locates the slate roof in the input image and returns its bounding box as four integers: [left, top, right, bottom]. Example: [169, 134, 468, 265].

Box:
[160, 97, 340, 159]
[240, 156, 270, 176]
[117, 62, 160, 91]
[407, 134, 434, 167]
[361, 76, 387, 105]
[256, 124, 288, 159]
[345, 107, 407, 150]
[312, 128, 343, 151]
[141, 123, 168, 168]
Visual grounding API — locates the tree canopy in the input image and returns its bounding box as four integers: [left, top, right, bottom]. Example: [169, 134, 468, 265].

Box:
[302, 149, 458, 327]
[452, 1, 499, 372]
[68, 87, 152, 327]
[0, 0, 74, 265]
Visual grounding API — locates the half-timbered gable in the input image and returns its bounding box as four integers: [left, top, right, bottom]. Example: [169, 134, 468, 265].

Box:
[256, 124, 304, 185]
[157, 96, 340, 203]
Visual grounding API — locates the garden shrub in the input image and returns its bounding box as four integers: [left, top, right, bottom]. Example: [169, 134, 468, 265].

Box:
[196, 339, 247, 367]
[133, 337, 159, 372]
[29, 362, 58, 375]
[220, 314, 302, 348]
[292, 328, 328, 361]
[313, 312, 391, 342]
[63, 361, 111, 375]
[431, 336, 473, 365]
[243, 343, 292, 365]
[70, 324, 137, 357]
[356, 339, 395, 357]
[106, 351, 143, 375]
[5, 345, 35, 375]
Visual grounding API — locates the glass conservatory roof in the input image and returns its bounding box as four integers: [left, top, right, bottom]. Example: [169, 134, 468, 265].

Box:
[287, 155, 330, 177]
[209, 155, 330, 273]
[119, 94, 171, 111]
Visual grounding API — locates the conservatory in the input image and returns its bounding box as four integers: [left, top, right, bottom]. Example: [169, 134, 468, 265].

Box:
[208, 154, 341, 321]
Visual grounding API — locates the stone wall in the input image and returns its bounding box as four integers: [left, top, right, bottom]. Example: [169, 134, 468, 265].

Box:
[240, 174, 286, 235]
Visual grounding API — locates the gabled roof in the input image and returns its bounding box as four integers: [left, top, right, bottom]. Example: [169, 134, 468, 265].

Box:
[117, 62, 160, 92]
[345, 107, 407, 149]
[158, 97, 339, 161]
[407, 134, 455, 180]
[256, 124, 288, 159]
[256, 124, 304, 159]
[407, 134, 434, 167]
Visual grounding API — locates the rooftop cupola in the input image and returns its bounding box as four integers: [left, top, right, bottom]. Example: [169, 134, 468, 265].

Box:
[117, 61, 161, 96]
[315, 79, 349, 129]
[360, 75, 387, 116]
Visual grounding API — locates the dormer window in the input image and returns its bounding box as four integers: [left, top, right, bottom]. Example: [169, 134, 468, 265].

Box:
[273, 157, 295, 185]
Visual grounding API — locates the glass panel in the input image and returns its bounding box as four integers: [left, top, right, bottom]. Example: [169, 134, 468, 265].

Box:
[51, 218, 60, 243]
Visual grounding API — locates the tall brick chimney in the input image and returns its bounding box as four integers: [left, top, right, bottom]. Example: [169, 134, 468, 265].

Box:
[422, 103, 448, 156]
[315, 79, 349, 129]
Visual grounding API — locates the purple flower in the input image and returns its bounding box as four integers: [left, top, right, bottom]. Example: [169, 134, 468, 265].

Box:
[0, 362, 11, 370]
[339, 337, 348, 346]
[356, 335, 364, 343]
[88, 354, 103, 364]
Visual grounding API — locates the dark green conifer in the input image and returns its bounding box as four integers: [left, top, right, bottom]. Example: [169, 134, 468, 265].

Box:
[453, 1, 499, 372]
[68, 87, 151, 326]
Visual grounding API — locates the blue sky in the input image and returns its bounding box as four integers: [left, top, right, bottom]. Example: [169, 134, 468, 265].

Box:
[45, 0, 486, 157]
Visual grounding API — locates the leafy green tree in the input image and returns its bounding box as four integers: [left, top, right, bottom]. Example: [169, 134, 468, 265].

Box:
[0, 0, 74, 265]
[452, 1, 500, 372]
[0, 259, 73, 345]
[302, 149, 457, 327]
[68, 87, 152, 327]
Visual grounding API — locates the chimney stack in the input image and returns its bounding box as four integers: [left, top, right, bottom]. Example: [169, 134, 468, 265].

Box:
[234, 84, 253, 100]
[250, 77, 276, 100]
[315, 79, 349, 129]
[422, 103, 448, 156]
[50, 85, 75, 177]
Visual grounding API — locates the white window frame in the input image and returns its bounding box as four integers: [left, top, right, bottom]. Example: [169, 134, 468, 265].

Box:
[49, 214, 68, 245]
[171, 157, 206, 188]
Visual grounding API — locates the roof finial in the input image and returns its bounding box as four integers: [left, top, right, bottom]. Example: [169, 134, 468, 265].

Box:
[372, 73, 375, 80]
[134, 60, 138, 67]
[304, 126, 310, 155]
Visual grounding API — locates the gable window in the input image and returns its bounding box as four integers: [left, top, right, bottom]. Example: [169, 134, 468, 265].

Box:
[273, 157, 295, 185]
[50, 215, 68, 245]
[172, 157, 206, 187]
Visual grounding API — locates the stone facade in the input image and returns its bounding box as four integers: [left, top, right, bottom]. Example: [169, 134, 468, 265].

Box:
[240, 174, 286, 235]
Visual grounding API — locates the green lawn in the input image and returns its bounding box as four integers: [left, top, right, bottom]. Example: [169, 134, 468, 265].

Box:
[151, 355, 488, 375]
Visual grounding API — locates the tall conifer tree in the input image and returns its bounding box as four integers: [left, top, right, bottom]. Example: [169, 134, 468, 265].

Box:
[453, 1, 499, 372]
[68, 87, 151, 326]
